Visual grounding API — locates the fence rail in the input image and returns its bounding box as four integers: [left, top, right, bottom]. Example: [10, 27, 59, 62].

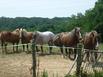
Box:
[0, 42, 103, 77]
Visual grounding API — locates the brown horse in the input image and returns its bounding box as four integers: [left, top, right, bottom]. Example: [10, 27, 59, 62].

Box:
[0, 28, 21, 53]
[83, 31, 99, 61]
[53, 27, 82, 59]
[20, 28, 33, 53]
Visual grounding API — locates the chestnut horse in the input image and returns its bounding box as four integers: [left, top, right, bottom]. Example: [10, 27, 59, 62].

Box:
[53, 27, 82, 59]
[83, 31, 99, 61]
[20, 28, 33, 53]
[32, 31, 55, 54]
[0, 28, 21, 53]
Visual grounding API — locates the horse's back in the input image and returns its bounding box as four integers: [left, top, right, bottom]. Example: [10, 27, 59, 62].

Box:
[60, 32, 76, 46]
[35, 31, 55, 44]
[54, 28, 81, 47]
[1, 31, 20, 43]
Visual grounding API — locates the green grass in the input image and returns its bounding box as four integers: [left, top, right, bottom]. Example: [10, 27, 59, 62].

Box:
[99, 43, 103, 50]
[41, 70, 48, 77]
[39, 70, 103, 77]
[65, 71, 103, 77]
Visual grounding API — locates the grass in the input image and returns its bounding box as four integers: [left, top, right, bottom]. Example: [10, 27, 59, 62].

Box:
[0, 52, 71, 77]
[0, 43, 103, 77]
[65, 70, 103, 77]
[98, 43, 103, 50]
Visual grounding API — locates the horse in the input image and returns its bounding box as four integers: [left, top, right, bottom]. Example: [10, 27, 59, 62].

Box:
[0, 28, 21, 53]
[83, 30, 99, 62]
[32, 31, 55, 54]
[20, 28, 33, 53]
[53, 27, 82, 60]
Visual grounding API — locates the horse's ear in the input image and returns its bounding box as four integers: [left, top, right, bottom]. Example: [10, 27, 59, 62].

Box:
[90, 32, 94, 37]
[18, 27, 20, 30]
[74, 27, 80, 32]
[74, 27, 77, 33]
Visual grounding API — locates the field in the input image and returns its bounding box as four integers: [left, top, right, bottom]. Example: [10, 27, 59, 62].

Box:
[0, 43, 102, 77]
[0, 50, 75, 77]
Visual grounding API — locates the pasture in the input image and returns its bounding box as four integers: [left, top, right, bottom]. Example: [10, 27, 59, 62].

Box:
[0, 45, 75, 77]
[0, 43, 103, 77]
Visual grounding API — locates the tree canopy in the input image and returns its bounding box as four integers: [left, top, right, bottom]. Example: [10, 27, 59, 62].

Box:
[0, 0, 103, 41]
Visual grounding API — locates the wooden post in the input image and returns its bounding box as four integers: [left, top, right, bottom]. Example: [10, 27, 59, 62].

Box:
[76, 43, 83, 77]
[32, 38, 36, 77]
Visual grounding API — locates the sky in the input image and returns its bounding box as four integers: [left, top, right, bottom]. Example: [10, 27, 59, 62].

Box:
[0, 0, 97, 18]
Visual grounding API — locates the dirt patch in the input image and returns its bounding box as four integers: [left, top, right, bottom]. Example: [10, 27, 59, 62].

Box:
[0, 53, 75, 77]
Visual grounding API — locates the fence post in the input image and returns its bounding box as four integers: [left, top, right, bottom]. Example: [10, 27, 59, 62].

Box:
[32, 38, 36, 77]
[76, 43, 83, 77]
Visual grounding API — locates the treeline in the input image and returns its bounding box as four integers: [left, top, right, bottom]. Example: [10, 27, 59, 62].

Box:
[0, 17, 70, 33]
[0, 0, 103, 40]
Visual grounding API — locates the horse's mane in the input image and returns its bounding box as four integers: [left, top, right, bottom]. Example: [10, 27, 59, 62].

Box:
[22, 29, 27, 32]
[68, 28, 76, 36]
[85, 30, 97, 37]
[21, 28, 33, 37]
[36, 31, 40, 33]
[12, 28, 20, 34]
[20, 28, 28, 37]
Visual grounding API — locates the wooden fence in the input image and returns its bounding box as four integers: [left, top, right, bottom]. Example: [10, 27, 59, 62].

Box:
[0, 40, 103, 77]
[31, 41, 103, 77]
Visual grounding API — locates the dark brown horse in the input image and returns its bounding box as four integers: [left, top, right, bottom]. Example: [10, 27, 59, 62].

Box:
[83, 31, 99, 61]
[53, 27, 82, 59]
[20, 28, 33, 53]
[0, 28, 21, 53]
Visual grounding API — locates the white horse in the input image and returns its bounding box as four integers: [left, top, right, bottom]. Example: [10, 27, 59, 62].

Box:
[33, 31, 55, 54]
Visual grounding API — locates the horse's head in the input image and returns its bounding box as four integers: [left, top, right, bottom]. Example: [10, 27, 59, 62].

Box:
[13, 28, 21, 35]
[19, 28, 28, 39]
[90, 31, 99, 49]
[33, 31, 39, 41]
[74, 27, 82, 42]
[13, 28, 20, 33]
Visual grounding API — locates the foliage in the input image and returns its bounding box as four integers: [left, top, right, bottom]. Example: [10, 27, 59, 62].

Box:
[0, 0, 103, 41]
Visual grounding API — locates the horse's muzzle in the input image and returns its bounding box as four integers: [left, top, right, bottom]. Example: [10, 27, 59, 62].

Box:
[79, 38, 83, 43]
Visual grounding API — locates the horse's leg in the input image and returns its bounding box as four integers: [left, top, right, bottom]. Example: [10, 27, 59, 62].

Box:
[16, 43, 18, 53]
[87, 51, 89, 61]
[13, 43, 15, 53]
[68, 48, 75, 60]
[41, 45, 43, 54]
[2, 42, 5, 54]
[26, 44, 29, 53]
[48, 43, 53, 54]
[65, 47, 68, 55]
[5, 43, 7, 54]
[48, 41, 53, 54]
[1, 42, 4, 54]
[27, 44, 29, 51]
[60, 46, 63, 54]
[36, 46, 39, 52]
[60, 46, 65, 58]
[23, 44, 25, 52]
[74, 48, 77, 59]
[94, 52, 98, 61]
[49, 46, 52, 54]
